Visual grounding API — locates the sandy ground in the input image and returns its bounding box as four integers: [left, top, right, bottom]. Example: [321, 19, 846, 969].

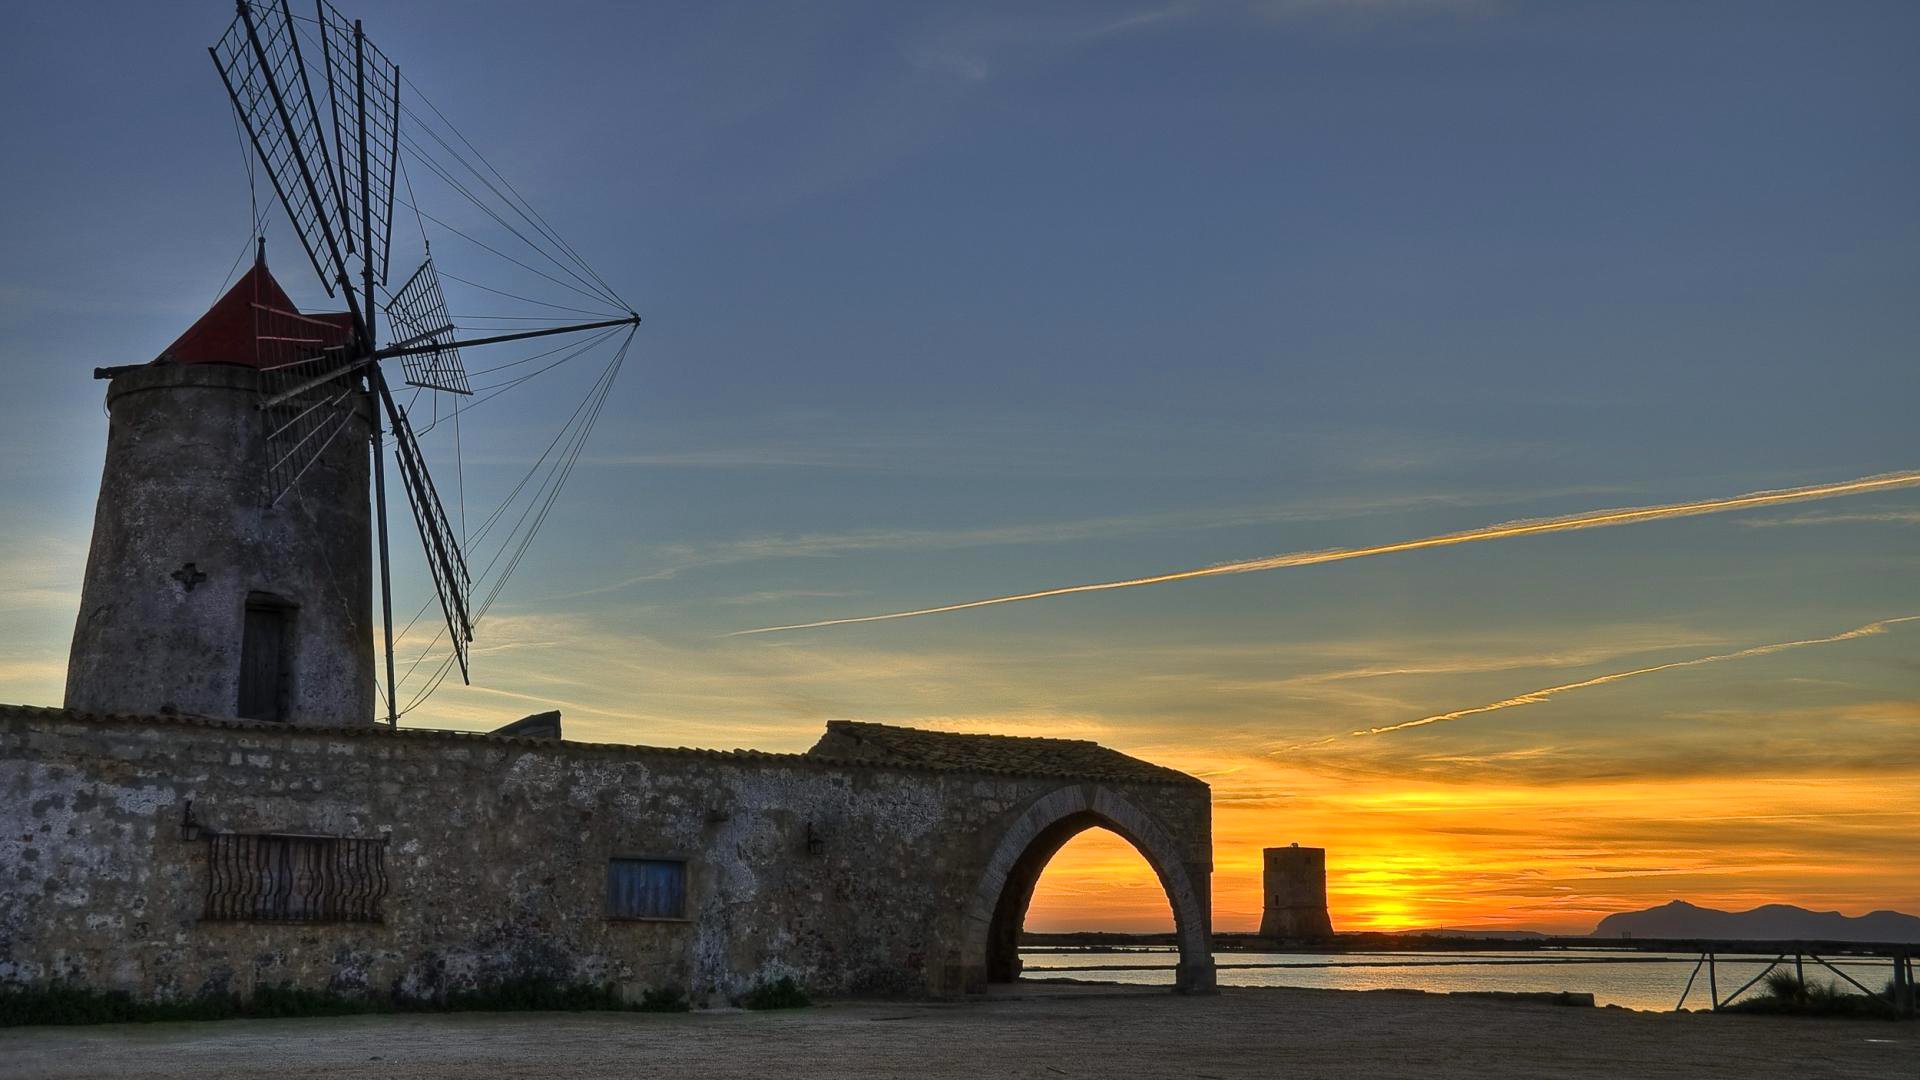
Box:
[1, 984, 1911, 1080]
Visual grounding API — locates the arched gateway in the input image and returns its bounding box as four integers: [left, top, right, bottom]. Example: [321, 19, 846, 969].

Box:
[966, 784, 1215, 993]
[808, 721, 1216, 995]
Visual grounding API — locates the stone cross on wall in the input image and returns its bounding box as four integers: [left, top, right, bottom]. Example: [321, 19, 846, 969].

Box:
[171, 563, 208, 591]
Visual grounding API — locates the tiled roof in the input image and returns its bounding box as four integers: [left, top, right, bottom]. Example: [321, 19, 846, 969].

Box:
[808, 721, 1203, 787]
[154, 259, 355, 368]
[0, 705, 1201, 787]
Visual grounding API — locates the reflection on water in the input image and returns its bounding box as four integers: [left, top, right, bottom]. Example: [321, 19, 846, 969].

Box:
[1018, 948, 1894, 1012]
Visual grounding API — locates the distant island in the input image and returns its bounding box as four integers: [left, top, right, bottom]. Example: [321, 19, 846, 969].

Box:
[1590, 900, 1920, 943]
[1025, 900, 1920, 952]
[1394, 900, 1920, 944]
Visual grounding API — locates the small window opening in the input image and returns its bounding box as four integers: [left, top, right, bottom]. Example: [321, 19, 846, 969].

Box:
[607, 857, 687, 920]
[239, 593, 296, 721]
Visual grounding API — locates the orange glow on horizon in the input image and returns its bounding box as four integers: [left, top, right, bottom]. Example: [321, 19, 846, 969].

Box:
[1025, 829, 1174, 933]
[1024, 748, 1920, 936]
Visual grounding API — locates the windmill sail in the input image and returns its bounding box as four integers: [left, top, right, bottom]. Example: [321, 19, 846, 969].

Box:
[386, 259, 471, 394]
[379, 382, 474, 683]
[315, 0, 401, 287]
[212, 0, 352, 305]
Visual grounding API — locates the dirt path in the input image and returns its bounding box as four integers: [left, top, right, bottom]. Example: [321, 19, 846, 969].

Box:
[1, 985, 1910, 1079]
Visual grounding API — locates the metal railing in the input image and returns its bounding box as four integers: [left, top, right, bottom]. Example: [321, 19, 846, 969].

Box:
[203, 832, 389, 923]
[1673, 945, 1917, 1016]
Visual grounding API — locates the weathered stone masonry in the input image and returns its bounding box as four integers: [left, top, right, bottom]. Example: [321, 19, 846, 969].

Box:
[65, 361, 374, 728]
[1, 707, 1215, 1002]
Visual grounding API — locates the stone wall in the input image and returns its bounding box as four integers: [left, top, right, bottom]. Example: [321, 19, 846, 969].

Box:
[0, 707, 1213, 1003]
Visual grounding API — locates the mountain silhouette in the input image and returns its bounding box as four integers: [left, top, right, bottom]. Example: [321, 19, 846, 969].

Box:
[1591, 900, 1920, 942]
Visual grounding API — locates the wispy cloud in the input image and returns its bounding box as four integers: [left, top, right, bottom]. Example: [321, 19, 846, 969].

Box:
[581, 448, 883, 470]
[1306, 700, 1920, 785]
[1279, 633, 1733, 687]
[1355, 615, 1920, 737]
[738, 470, 1920, 635]
[1738, 509, 1920, 529]
[1084, 5, 1198, 38]
[904, 0, 1489, 87]
[710, 589, 862, 607]
[0, 534, 85, 614]
[560, 484, 1604, 600]
[1251, 0, 1495, 20]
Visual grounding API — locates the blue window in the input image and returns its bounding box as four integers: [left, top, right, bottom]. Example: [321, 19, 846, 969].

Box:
[607, 858, 686, 919]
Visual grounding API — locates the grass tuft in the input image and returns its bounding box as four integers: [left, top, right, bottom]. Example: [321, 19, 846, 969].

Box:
[1723, 970, 1899, 1019]
[736, 976, 811, 1010]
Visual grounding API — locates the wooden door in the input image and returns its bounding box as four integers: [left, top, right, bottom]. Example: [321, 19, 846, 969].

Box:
[239, 602, 287, 720]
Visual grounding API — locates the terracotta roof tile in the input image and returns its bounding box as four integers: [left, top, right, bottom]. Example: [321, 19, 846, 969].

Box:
[808, 720, 1203, 787]
[156, 260, 355, 368]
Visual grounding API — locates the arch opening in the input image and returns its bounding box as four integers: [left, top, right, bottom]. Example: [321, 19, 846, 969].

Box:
[1026, 827, 1174, 935]
[985, 811, 1175, 984]
[963, 785, 1215, 994]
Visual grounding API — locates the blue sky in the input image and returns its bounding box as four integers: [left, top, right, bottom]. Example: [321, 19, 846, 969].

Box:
[2, 0, 1917, 929]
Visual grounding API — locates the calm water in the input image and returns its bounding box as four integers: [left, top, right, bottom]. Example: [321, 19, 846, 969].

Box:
[1019, 948, 1897, 1012]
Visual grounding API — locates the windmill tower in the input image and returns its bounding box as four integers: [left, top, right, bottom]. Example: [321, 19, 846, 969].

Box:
[65, 0, 637, 727]
[68, 250, 376, 726]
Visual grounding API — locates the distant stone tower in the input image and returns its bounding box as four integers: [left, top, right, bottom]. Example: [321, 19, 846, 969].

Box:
[64, 258, 376, 727]
[1258, 844, 1334, 941]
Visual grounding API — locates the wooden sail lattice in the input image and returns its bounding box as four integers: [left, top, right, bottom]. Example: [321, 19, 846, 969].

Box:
[212, 0, 352, 301]
[382, 385, 474, 681]
[316, 0, 401, 287]
[387, 259, 471, 394]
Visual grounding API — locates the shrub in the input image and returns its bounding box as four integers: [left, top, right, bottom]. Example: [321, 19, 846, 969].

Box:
[0, 977, 685, 1027]
[6, 985, 288, 1026]
[1760, 970, 1812, 1006]
[438, 976, 624, 1013]
[250, 984, 381, 1018]
[1724, 970, 1895, 1019]
[737, 976, 810, 1010]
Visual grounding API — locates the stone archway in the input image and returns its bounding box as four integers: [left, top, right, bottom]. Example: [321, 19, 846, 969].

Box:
[962, 785, 1214, 993]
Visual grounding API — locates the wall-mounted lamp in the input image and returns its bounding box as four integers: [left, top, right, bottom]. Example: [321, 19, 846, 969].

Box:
[804, 822, 826, 857]
[179, 799, 204, 842]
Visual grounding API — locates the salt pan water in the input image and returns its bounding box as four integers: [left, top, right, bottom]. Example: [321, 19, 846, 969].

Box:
[1019, 948, 1896, 1012]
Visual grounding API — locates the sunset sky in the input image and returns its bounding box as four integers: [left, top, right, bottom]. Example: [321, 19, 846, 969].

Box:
[2, 0, 1916, 935]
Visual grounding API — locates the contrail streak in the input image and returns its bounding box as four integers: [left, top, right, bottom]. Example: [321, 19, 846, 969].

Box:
[733, 470, 1920, 635]
[1354, 615, 1920, 737]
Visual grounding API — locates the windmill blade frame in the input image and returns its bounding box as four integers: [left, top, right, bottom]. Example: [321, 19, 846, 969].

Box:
[387, 258, 471, 394]
[256, 304, 362, 506]
[315, 0, 402, 288]
[377, 376, 474, 684]
[212, 0, 355, 310]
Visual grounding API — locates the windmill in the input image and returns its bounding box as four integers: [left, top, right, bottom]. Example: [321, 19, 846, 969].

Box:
[208, 0, 639, 725]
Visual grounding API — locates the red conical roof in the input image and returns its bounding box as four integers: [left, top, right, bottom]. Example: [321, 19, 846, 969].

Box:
[156, 258, 356, 368]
